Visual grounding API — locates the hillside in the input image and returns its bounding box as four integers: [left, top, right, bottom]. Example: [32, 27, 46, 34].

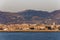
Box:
[0, 10, 60, 24]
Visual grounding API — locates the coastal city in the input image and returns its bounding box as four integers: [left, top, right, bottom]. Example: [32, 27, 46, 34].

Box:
[0, 22, 60, 32]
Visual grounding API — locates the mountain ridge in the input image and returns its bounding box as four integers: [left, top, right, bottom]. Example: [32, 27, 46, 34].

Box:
[0, 10, 60, 24]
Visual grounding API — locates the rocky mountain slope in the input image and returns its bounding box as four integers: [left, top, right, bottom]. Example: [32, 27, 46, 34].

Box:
[0, 10, 60, 24]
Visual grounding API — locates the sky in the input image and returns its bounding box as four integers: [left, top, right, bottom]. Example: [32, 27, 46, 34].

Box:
[0, 0, 60, 12]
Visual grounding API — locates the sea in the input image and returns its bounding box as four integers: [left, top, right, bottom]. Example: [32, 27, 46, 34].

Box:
[0, 32, 60, 40]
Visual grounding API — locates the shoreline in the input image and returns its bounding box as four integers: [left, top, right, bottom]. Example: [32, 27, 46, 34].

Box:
[0, 30, 60, 32]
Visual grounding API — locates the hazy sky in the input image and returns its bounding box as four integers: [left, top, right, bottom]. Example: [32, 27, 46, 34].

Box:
[0, 0, 60, 12]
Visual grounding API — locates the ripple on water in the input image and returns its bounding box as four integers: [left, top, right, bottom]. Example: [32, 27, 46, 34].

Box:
[0, 32, 60, 40]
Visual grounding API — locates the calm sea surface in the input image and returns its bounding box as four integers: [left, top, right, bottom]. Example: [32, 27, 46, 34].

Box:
[0, 32, 60, 40]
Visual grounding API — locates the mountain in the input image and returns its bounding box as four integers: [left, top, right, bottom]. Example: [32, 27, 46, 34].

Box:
[0, 10, 60, 24]
[50, 10, 60, 24]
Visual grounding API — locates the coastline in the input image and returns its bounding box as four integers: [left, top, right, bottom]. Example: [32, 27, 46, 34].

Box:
[0, 30, 60, 32]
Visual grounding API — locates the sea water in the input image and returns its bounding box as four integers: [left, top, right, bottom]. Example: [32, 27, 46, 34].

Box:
[0, 32, 60, 40]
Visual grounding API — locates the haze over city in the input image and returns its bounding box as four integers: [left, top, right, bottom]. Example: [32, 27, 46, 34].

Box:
[0, 0, 60, 12]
